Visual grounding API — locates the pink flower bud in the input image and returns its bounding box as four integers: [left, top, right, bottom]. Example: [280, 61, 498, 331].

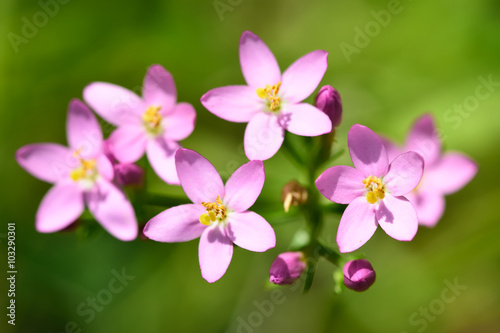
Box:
[114, 163, 144, 187]
[343, 259, 376, 292]
[269, 252, 307, 285]
[315, 85, 342, 128]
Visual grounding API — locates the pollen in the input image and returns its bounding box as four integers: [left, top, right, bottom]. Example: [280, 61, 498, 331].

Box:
[70, 149, 97, 182]
[362, 175, 385, 204]
[199, 195, 226, 225]
[142, 106, 162, 129]
[256, 82, 281, 111]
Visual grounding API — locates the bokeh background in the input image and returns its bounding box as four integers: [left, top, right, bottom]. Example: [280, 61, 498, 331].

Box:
[1, 0, 499, 332]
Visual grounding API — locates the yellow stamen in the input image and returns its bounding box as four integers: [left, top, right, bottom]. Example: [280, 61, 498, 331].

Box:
[362, 176, 385, 204]
[199, 195, 226, 225]
[256, 81, 281, 111]
[142, 106, 162, 129]
[70, 148, 97, 182]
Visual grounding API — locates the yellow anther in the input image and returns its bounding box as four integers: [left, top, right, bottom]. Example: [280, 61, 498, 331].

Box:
[142, 106, 162, 129]
[256, 88, 267, 99]
[256, 81, 282, 111]
[69, 148, 97, 182]
[199, 214, 211, 226]
[362, 176, 386, 204]
[199, 195, 226, 225]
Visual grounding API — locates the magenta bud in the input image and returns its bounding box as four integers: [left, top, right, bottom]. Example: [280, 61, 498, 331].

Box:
[315, 85, 342, 128]
[114, 163, 144, 187]
[269, 252, 307, 285]
[102, 139, 117, 163]
[343, 259, 376, 292]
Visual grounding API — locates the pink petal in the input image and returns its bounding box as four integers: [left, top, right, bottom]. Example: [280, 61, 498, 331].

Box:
[244, 113, 285, 160]
[85, 180, 138, 241]
[200, 86, 261, 123]
[175, 149, 225, 204]
[143, 204, 207, 242]
[224, 160, 265, 212]
[425, 153, 478, 195]
[380, 135, 401, 162]
[16, 143, 74, 183]
[315, 165, 366, 204]
[97, 154, 114, 181]
[281, 50, 328, 103]
[280, 103, 332, 136]
[337, 196, 377, 253]
[199, 224, 233, 283]
[163, 102, 196, 141]
[108, 125, 147, 163]
[36, 183, 84, 233]
[239, 31, 281, 88]
[146, 138, 180, 185]
[83, 82, 144, 126]
[406, 191, 445, 228]
[226, 211, 276, 252]
[348, 124, 389, 178]
[384, 151, 424, 196]
[376, 195, 418, 241]
[142, 64, 177, 111]
[66, 99, 103, 158]
[405, 114, 441, 165]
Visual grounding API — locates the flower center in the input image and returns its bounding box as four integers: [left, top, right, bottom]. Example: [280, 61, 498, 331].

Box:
[199, 195, 226, 225]
[70, 148, 98, 185]
[256, 81, 281, 111]
[142, 105, 163, 136]
[362, 175, 385, 204]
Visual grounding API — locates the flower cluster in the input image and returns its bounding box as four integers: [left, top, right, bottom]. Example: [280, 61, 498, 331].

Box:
[17, 31, 477, 288]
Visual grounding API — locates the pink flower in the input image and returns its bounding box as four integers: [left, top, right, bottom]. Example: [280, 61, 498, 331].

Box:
[83, 64, 196, 184]
[315, 124, 424, 253]
[315, 85, 342, 128]
[201, 31, 332, 161]
[382, 114, 478, 227]
[269, 251, 307, 285]
[102, 140, 144, 187]
[343, 259, 376, 292]
[143, 149, 276, 282]
[15, 99, 138, 241]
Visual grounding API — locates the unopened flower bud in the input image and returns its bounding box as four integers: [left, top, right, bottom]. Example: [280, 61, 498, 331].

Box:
[315, 85, 342, 128]
[343, 259, 376, 292]
[281, 180, 308, 213]
[269, 252, 307, 285]
[114, 163, 144, 187]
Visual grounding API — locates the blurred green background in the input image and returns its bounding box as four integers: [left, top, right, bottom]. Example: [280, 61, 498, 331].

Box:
[1, 0, 499, 332]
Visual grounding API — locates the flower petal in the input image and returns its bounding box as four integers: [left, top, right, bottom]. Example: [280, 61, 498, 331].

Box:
[384, 151, 424, 196]
[244, 113, 285, 160]
[143, 204, 207, 242]
[86, 180, 138, 241]
[66, 99, 103, 158]
[281, 50, 328, 103]
[380, 135, 401, 162]
[97, 154, 114, 181]
[83, 82, 144, 126]
[337, 196, 377, 253]
[239, 31, 281, 88]
[406, 191, 445, 228]
[163, 102, 196, 141]
[142, 64, 177, 111]
[107, 126, 147, 163]
[280, 103, 332, 136]
[201, 86, 261, 123]
[226, 211, 276, 252]
[36, 183, 84, 233]
[175, 148, 225, 204]
[224, 160, 264, 212]
[348, 124, 389, 178]
[315, 165, 366, 204]
[16, 143, 74, 183]
[199, 224, 233, 283]
[146, 138, 180, 185]
[376, 195, 418, 241]
[405, 114, 441, 165]
[425, 153, 478, 195]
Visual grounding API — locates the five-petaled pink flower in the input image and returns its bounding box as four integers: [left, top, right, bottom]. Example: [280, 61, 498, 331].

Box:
[382, 114, 478, 227]
[143, 149, 276, 282]
[83, 64, 196, 184]
[201, 31, 332, 161]
[315, 124, 424, 253]
[16, 99, 138, 241]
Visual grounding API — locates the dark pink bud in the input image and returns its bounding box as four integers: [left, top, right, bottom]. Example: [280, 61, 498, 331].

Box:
[114, 163, 144, 187]
[315, 85, 342, 128]
[343, 259, 376, 292]
[269, 252, 307, 285]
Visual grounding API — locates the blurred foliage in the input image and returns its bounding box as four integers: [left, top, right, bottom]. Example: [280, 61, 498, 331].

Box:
[1, 0, 499, 332]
